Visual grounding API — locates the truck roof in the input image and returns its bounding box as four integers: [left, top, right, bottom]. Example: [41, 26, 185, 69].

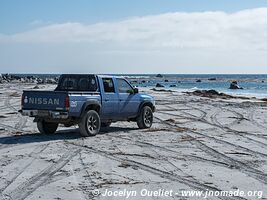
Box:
[60, 74, 125, 79]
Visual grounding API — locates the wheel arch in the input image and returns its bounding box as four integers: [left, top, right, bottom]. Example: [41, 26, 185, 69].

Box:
[138, 101, 154, 116]
[80, 101, 101, 118]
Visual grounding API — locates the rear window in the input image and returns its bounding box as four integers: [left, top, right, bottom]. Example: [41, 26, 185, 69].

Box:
[56, 75, 98, 91]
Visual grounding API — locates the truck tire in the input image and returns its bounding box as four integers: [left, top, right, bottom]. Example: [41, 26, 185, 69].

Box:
[137, 106, 153, 129]
[79, 110, 100, 137]
[37, 121, 58, 134]
[101, 122, 111, 127]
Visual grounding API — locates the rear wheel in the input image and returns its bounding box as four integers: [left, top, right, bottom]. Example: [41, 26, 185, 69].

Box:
[79, 110, 100, 137]
[37, 121, 58, 134]
[137, 106, 153, 129]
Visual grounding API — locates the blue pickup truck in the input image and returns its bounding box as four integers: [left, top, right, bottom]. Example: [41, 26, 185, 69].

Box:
[20, 74, 155, 136]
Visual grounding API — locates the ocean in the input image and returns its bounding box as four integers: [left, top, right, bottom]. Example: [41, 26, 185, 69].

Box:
[13, 74, 267, 98]
[126, 74, 267, 98]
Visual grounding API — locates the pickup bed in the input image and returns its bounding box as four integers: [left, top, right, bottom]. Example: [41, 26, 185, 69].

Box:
[20, 74, 155, 136]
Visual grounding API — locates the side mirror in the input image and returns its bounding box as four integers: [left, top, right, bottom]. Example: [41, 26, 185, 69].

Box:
[133, 88, 139, 94]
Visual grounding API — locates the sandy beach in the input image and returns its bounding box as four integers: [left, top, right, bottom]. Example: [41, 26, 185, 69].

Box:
[0, 83, 266, 200]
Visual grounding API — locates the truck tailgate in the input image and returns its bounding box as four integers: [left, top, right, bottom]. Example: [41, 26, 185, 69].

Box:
[22, 90, 68, 111]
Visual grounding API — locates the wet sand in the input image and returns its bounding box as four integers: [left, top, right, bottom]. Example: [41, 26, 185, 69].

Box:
[0, 83, 266, 200]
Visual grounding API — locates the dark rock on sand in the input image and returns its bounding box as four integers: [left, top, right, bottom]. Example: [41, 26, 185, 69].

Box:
[33, 85, 40, 89]
[208, 78, 217, 81]
[185, 89, 249, 99]
[151, 88, 173, 92]
[229, 81, 243, 89]
[196, 79, 201, 82]
[156, 74, 163, 78]
[156, 83, 164, 87]
[169, 84, 176, 87]
[164, 79, 169, 82]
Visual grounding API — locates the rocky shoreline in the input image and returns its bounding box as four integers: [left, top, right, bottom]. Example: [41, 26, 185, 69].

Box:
[0, 74, 59, 84]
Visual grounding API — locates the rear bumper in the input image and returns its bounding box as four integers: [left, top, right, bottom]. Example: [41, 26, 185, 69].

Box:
[20, 110, 68, 119]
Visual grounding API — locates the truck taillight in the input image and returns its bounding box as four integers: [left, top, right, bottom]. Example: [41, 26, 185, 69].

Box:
[65, 96, 70, 109]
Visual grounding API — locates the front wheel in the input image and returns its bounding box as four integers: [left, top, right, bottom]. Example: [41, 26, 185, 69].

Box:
[137, 106, 153, 129]
[79, 110, 100, 137]
[37, 121, 58, 134]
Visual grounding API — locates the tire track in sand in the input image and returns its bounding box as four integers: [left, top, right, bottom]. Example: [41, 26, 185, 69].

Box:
[66, 140, 245, 200]
[154, 116, 267, 185]
[2, 149, 81, 200]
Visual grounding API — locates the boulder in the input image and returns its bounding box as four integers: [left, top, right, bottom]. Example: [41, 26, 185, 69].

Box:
[156, 74, 163, 78]
[196, 79, 201, 82]
[156, 83, 164, 87]
[229, 81, 243, 89]
[169, 84, 176, 87]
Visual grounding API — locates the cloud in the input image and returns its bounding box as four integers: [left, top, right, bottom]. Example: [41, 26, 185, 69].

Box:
[1, 7, 267, 51]
[1, 8, 267, 73]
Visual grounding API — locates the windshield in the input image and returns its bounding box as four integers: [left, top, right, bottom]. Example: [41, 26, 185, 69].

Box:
[55, 75, 98, 92]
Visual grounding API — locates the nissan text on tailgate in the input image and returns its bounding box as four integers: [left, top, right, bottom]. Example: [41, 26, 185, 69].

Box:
[20, 74, 156, 136]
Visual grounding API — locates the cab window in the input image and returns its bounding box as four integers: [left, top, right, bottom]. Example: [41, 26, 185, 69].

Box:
[117, 79, 133, 93]
[102, 78, 115, 93]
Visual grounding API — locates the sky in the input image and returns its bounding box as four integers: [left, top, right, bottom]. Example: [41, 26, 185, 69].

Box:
[1, 0, 267, 74]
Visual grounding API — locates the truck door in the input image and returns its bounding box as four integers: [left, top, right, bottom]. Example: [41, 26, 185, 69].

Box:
[116, 78, 139, 118]
[99, 77, 119, 119]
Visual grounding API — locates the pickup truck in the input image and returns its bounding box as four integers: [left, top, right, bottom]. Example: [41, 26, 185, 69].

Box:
[20, 74, 155, 136]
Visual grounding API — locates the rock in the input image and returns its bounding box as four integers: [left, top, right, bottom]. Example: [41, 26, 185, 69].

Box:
[196, 79, 201, 82]
[193, 90, 220, 96]
[151, 88, 173, 92]
[33, 85, 40, 89]
[208, 78, 216, 81]
[156, 83, 164, 87]
[229, 81, 243, 89]
[45, 78, 57, 84]
[262, 80, 265, 83]
[164, 79, 169, 82]
[156, 74, 163, 78]
[185, 89, 249, 99]
[169, 84, 176, 87]
[141, 80, 146, 83]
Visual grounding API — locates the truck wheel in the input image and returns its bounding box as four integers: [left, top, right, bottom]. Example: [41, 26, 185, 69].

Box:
[79, 110, 100, 137]
[137, 106, 153, 129]
[101, 122, 111, 127]
[37, 121, 58, 134]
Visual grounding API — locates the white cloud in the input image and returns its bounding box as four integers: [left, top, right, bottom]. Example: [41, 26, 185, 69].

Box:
[1, 8, 267, 51]
[1, 8, 267, 73]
